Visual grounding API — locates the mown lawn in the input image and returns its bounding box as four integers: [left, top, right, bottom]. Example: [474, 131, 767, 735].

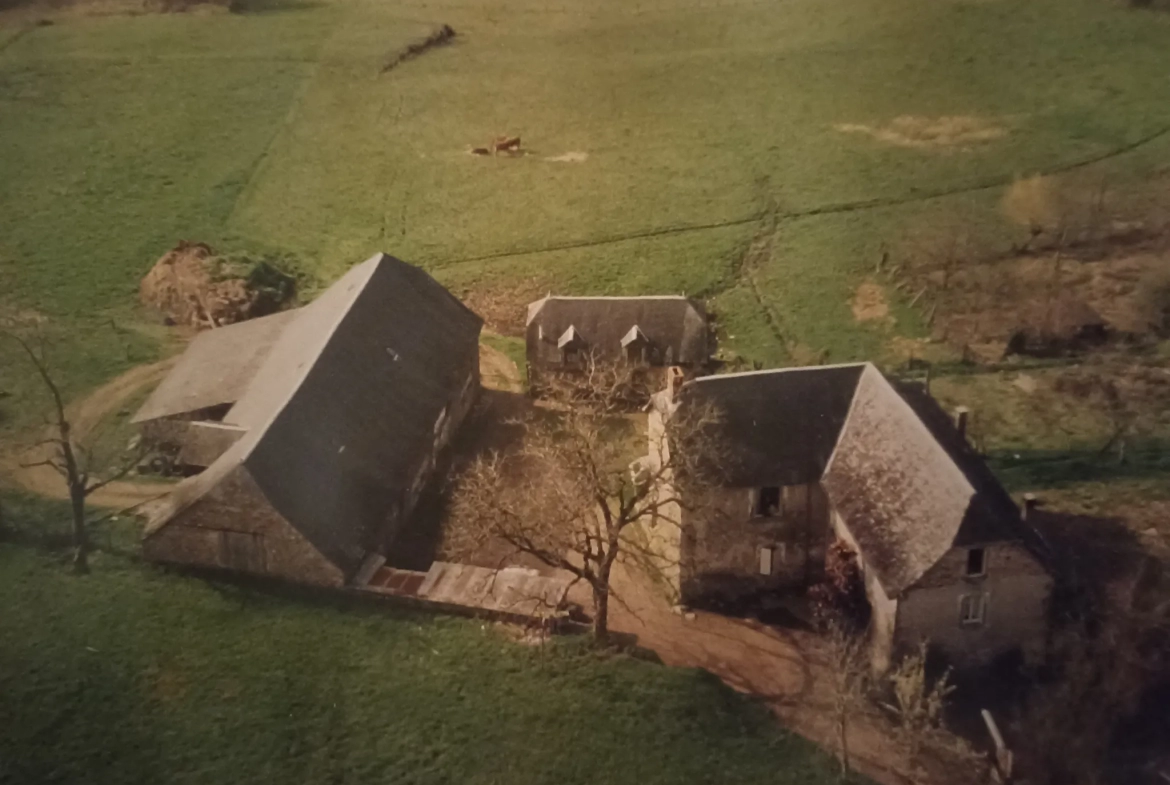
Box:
[0, 493, 853, 785]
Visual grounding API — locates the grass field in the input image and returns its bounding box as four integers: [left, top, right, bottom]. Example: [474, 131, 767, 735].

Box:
[3, 0, 1170, 411]
[0, 492, 853, 785]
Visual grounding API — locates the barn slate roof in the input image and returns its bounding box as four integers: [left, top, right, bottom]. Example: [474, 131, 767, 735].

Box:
[526, 296, 708, 365]
[132, 310, 298, 424]
[676, 362, 1032, 597]
[679, 364, 865, 487]
[145, 253, 483, 579]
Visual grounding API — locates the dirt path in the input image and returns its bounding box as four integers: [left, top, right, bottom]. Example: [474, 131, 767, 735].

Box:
[478, 341, 522, 393]
[572, 563, 983, 785]
[0, 360, 177, 510]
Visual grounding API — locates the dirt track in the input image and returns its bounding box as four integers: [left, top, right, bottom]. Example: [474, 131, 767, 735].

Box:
[0, 359, 176, 511]
[590, 563, 981, 785]
[2, 344, 523, 511]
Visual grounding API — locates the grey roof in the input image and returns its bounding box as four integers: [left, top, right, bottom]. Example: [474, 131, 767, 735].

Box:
[821, 365, 1025, 596]
[147, 253, 483, 579]
[132, 310, 298, 424]
[527, 296, 708, 365]
[680, 364, 865, 487]
[676, 362, 1033, 597]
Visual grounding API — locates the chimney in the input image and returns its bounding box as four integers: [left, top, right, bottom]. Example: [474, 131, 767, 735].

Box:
[667, 366, 685, 403]
[1022, 493, 1038, 521]
[954, 406, 970, 441]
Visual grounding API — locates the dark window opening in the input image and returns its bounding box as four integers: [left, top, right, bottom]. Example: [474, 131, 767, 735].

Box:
[966, 547, 985, 577]
[754, 486, 781, 517]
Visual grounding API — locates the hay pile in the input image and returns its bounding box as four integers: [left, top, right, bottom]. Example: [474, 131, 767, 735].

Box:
[139, 242, 295, 328]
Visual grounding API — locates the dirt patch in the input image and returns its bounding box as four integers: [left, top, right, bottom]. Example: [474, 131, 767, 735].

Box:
[478, 342, 521, 393]
[850, 279, 891, 323]
[459, 280, 547, 336]
[146, 661, 189, 704]
[836, 115, 1007, 149]
[545, 151, 588, 163]
[139, 242, 295, 330]
[380, 24, 455, 74]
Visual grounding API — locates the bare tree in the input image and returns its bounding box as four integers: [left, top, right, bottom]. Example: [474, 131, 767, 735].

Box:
[444, 369, 729, 643]
[822, 618, 869, 777]
[2, 329, 142, 573]
[882, 641, 956, 782]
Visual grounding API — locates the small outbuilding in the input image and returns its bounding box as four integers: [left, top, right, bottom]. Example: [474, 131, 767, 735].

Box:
[138, 253, 483, 587]
[524, 295, 708, 387]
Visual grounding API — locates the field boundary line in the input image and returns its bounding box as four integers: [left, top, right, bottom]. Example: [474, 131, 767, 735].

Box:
[225, 22, 340, 231]
[0, 24, 35, 56]
[427, 121, 1170, 269]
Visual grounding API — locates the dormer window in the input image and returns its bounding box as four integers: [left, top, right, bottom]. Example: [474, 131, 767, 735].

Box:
[558, 325, 585, 366]
[620, 325, 651, 365]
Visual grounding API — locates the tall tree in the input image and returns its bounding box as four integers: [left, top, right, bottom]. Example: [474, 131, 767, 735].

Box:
[3, 329, 141, 573]
[445, 366, 728, 642]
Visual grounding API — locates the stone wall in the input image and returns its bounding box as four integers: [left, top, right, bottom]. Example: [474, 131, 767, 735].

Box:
[832, 510, 899, 671]
[680, 482, 830, 603]
[895, 543, 1051, 666]
[143, 465, 345, 587]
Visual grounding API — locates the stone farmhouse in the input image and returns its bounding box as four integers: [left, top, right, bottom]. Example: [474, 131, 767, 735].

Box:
[647, 363, 1053, 669]
[524, 295, 708, 387]
[134, 253, 483, 587]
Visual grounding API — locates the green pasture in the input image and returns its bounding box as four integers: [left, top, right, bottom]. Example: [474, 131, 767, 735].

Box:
[2, 0, 1170, 458]
[0, 492, 854, 785]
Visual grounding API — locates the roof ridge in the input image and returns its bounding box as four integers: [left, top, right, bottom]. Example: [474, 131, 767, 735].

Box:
[687, 362, 868, 385]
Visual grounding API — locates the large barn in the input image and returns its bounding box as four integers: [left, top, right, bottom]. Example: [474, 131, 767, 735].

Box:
[648, 363, 1053, 669]
[135, 253, 483, 587]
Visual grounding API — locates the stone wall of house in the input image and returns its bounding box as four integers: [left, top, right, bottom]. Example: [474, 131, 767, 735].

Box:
[832, 510, 899, 671]
[383, 361, 480, 555]
[143, 465, 344, 587]
[895, 543, 1051, 667]
[679, 482, 830, 603]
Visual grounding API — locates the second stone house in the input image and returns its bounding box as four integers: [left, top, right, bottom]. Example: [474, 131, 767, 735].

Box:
[647, 363, 1053, 669]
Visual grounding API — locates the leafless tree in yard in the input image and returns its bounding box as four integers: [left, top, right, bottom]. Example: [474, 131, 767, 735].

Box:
[444, 367, 730, 643]
[822, 618, 870, 777]
[881, 641, 956, 784]
[2, 328, 143, 573]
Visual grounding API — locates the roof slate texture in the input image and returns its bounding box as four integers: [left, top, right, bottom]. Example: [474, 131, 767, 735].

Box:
[680, 364, 865, 487]
[132, 310, 298, 424]
[526, 296, 708, 367]
[146, 253, 483, 579]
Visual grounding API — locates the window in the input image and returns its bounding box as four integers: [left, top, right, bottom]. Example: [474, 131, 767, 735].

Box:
[966, 547, 986, 577]
[562, 346, 580, 365]
[753, 486, 781, 517]
[625, 344, 646, 364]
[758, 547, 774, 576]
[959, 593, 988, 627]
